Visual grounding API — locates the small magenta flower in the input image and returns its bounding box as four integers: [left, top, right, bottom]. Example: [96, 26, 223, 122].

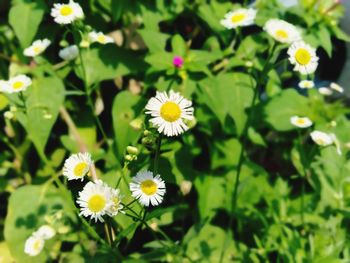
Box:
[173, 56, 184, 68]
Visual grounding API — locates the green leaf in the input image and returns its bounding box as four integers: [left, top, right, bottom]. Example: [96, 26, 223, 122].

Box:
[77, 46, 146, 87]
[16, 76, 65, 160]
[198, 73, 255, 134]
[264, 89, 309, 131]
[4, 185, 75, 263]
[171, 34, 186, 57]
[112, 91, 143, 159]
[111, 0, 128, 22]
[138, 30, 169, 53]
[9, 1, 46, 48]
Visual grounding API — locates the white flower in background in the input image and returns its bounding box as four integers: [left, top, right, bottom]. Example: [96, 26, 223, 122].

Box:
[330, 82, 344, 93]
[318, 87, 333, 96]
[0, 80, 10, 93]
[59, 45, 79, 61]
[220, 8, 257, 29]
[310, 131, 333, 146]
[288, 41, 319, 75]
[264, 19, 302, 43]
[129, 171, 166, 207]
[298, 80, 314, 89]
[77, 180, 114, 223]
[106, 188, 123, 217]
[88, 31, 114, 45]
[35, 225, 56, 240]
[24, 39, 51, 57]
[145, 90, 194, 137]
[3, 75, 32, 93]
[51, 0, 84, 24]
[290, 116, 313, 128]
[24, 235, 44, 257]
[63, 152, 93, 181]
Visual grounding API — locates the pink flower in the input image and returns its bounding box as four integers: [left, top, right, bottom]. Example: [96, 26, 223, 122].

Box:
[173, 56, 184, 68]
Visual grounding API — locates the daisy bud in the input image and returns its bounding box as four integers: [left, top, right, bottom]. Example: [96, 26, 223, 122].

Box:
[129, 118, 143, 131]
[126, 146, 139, 155]
[4, 111, 14, 120]
[173, 56, 184, 68]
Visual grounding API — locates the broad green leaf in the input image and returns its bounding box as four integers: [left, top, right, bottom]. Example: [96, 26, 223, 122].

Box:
[9, 1, 46, 48]
[264, 89, 309, 131]
[198, 73, 255, 134]
[112, 91, 143, 159]
[4, 185, 75, 263]
[171, 34, 186, 57]
[138, 30, 169, 53]
[77, 46, 146, 87]
[16, 76, 65, 160]
[111, 0, 128, 22]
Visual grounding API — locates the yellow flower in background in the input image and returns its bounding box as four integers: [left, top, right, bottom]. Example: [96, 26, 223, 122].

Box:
[145, 90, 194, 137]
[77, 180, 114, 223]
[264, 19, 302, 43]
[221, 8, 257, 29]
[288, 41, 319, 75]
[24, 39, 51, 57]
[290, 116, 313, 128]
[298, 80, 314, 89]
[3, 75, 32, 93]
[130, 171, 166, 207]
[88, 31, 114, 45]
[63, 152, 93, 181]
[51, 0, 84, 24]
[24, 235, 44, 257]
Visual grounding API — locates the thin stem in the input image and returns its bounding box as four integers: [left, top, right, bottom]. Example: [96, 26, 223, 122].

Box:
[219, 43, 278, 263]
[154, 134, 162, 175]
[297, 130, 307, 227]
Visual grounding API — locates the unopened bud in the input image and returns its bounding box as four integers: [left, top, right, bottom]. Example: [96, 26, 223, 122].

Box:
[126, 146, 139, 155]
[4, 111, 14, 120]
[10, 106, 17, 112]
[129, 118, 143, 131]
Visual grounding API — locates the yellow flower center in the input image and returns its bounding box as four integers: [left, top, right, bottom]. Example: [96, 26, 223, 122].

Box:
[60, 5, 73, 16]
[160, 101, 181, 122]
[73, 162, 88, 177]
[297, 119, 305, 125]
[275, 29, 288, 39]
[231, 13, 246, 23]
[315, 138, 325, 145]
[97, 35, 106, 43]
[295, 48, 311, 65]
[88, 194, 106, 213]
[13, 81, 24, 90]
[33, 239, 41, 251]
[33, 46, 42, 54]
[140, 180, 157, 196]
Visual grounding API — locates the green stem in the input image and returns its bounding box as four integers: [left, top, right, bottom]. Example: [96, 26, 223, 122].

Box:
[154, 134, 162, 175]
[219, 43, 278, 263]
[297, 130, 307, 227]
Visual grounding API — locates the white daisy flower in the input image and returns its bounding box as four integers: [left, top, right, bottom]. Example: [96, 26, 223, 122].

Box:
[145, 90, 194, 137]
[310, 131, 333, 146]
[23, 39, 51, 57]
[0, 80, 10, 92]
[24, 235, 45, 257]
[330, 82, 344, 93]
[290, 116, 313, 128]
[298, 80, 314, 89]
[129, 171, 166, 207]
[264, 19, 302, 43]
[318, 87, 333, 96]
[3, 75, 32, 93]
[63, 152, 93, 181]
[287, 41, 319, 75]
[88, 31, 114, 45]
[51, 0, 84, 25]
[59, 45, 79, 61]
[220, 8, 257, 29]
[77, 180, 113, 223]
[34, 225, 56, 240]
[106, 188, 123, 217]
